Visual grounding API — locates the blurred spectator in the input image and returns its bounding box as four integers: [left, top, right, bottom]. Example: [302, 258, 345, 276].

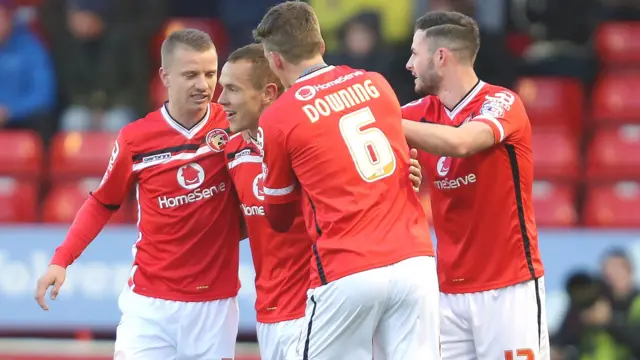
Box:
[219, 0, 280, 54]
[512, 0, 598, 83]
[552, 265, 640, 360]
[601, 249, 640, 320]
[39, 0, 166, 132]
[597, 0, 640, 21]
[310, 0, 413, 52]
[0, 0, 56, 141]
[325, 12, 395, 85]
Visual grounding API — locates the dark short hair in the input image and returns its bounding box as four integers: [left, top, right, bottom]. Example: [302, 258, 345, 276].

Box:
[161, 28, 215, 67]
[415, 11, 480, 64]
[253, 1, 323, 64]
[227, 43, 285, 96]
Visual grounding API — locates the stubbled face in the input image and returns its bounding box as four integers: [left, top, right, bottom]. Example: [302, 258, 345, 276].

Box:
[218, 61, 264, 133]
[161, 46, 218, 113]
[406, 30, 443, 96]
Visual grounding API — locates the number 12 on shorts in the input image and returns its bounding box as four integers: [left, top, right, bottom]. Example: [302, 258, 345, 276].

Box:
[504, 349, 534, 360]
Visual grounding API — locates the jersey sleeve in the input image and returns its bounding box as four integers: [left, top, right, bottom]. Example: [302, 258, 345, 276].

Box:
[472, 90, 528, 144]
[257, 120, 300, 205]
[91, 131, 136, 208]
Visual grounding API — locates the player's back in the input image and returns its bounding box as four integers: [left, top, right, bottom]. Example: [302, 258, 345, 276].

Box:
[263, 66, 433, 287]
[402, 81, 543, 294]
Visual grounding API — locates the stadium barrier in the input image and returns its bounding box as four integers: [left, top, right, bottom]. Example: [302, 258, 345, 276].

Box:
[1, 226, 639, 336]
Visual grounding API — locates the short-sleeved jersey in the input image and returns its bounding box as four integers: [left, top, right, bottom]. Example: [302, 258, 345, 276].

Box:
[93, 103, 241, 302]
[402, 81, 544, 294]
[224, 133, 309, 323]
[258, 65, 434, 289]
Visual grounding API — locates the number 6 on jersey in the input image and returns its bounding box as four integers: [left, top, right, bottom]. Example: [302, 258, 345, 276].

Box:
[339, 107, 396, 182]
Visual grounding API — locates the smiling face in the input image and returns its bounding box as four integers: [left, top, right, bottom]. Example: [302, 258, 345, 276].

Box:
[160, 45, 218, 114]
[218, 60, 265, 133]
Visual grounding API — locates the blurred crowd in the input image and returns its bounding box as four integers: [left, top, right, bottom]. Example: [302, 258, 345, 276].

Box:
[0, 0, 639, 145]
[2, 0, 640, 358]
[553, 249, 640, 360]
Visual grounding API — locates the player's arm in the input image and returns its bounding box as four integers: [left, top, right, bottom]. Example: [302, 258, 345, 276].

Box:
[403, 91, 525, 157]
[258, 124, 300, 233]
[35, 133, 135, 310]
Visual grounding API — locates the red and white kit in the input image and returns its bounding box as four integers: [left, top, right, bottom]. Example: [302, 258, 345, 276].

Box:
[403, 81, 549, 360]
[259, 65, 439, 360]
[52, 103, 242, 360]
[225, 133, 310, 360]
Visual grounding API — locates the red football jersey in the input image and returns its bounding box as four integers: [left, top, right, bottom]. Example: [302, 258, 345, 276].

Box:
[402, 81, 544, 294]
[93, 103, 241, 302]
[258, 65, 434, 289]
[225, 133, 309, 323]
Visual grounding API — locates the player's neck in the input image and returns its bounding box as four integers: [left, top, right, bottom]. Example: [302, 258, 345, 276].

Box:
[286, 57, 327, 87]
[438, 68, 479, 111]
[166, 102, 207, 129]
[245, 127, 258, 140]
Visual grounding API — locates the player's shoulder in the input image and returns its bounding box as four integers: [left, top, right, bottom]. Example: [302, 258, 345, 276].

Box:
[224, 132, 247, 157]
[475, 82, 526, 118]
[477, 82, 524, 106]
[401, 96, 437, 121]
[116, 106, 166, 146]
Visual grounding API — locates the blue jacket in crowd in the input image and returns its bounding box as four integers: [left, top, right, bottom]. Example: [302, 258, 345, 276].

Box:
[0, 23, 55, 123]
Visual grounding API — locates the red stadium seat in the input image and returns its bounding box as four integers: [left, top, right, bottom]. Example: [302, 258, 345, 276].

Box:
[50, 132, 118, 180]
[531, 128, 579, 181]
[515, 77, 584, 137]
[584, 181, 640, 227]
[595, 22, 640, 66]
[43, 180, 129, 223]
[0, 177, 38, 222]
[587, 125, 640, 180]
[531, 181, 578, 227]
[592, 71, 640, 125]
[0, 130, 43, 179]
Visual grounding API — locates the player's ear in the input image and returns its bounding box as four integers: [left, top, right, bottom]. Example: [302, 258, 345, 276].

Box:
[262, 83, 278, 105]
[320, 40, 326, 55]
[272, 52, 285, 71]
[159, 67, 170, 88]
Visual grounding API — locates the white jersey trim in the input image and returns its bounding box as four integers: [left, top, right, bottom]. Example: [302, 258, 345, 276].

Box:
[473, 114, 505, 142]
[296, 66, 336, 83]
[160, 103, 211, 139]
[444, 81, 485, 120]
[264, 184, 296, 196]
[131, 144, 213, 172]
[228, 155, 262, 170]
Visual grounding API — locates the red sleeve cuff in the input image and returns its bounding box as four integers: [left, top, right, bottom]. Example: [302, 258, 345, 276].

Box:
[472, 115, 505, 144]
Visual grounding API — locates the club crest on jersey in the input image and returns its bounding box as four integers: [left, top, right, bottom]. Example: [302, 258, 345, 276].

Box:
[205, 129, 229, 152]
[295, 85, 317, 101]
[480, 100, 505, 118]
[177, 162, 205, 190]
[436, 156, 452, 177]
[252, 173, 265, 201]
[254, 127, 265, 151]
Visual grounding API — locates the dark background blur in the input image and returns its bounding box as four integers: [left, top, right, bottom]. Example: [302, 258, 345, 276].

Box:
[1, 0, 640, 359]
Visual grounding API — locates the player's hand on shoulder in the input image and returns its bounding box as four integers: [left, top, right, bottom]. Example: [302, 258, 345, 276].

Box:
[409, 148, 422, 192]
[34, 264, 67, 311]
